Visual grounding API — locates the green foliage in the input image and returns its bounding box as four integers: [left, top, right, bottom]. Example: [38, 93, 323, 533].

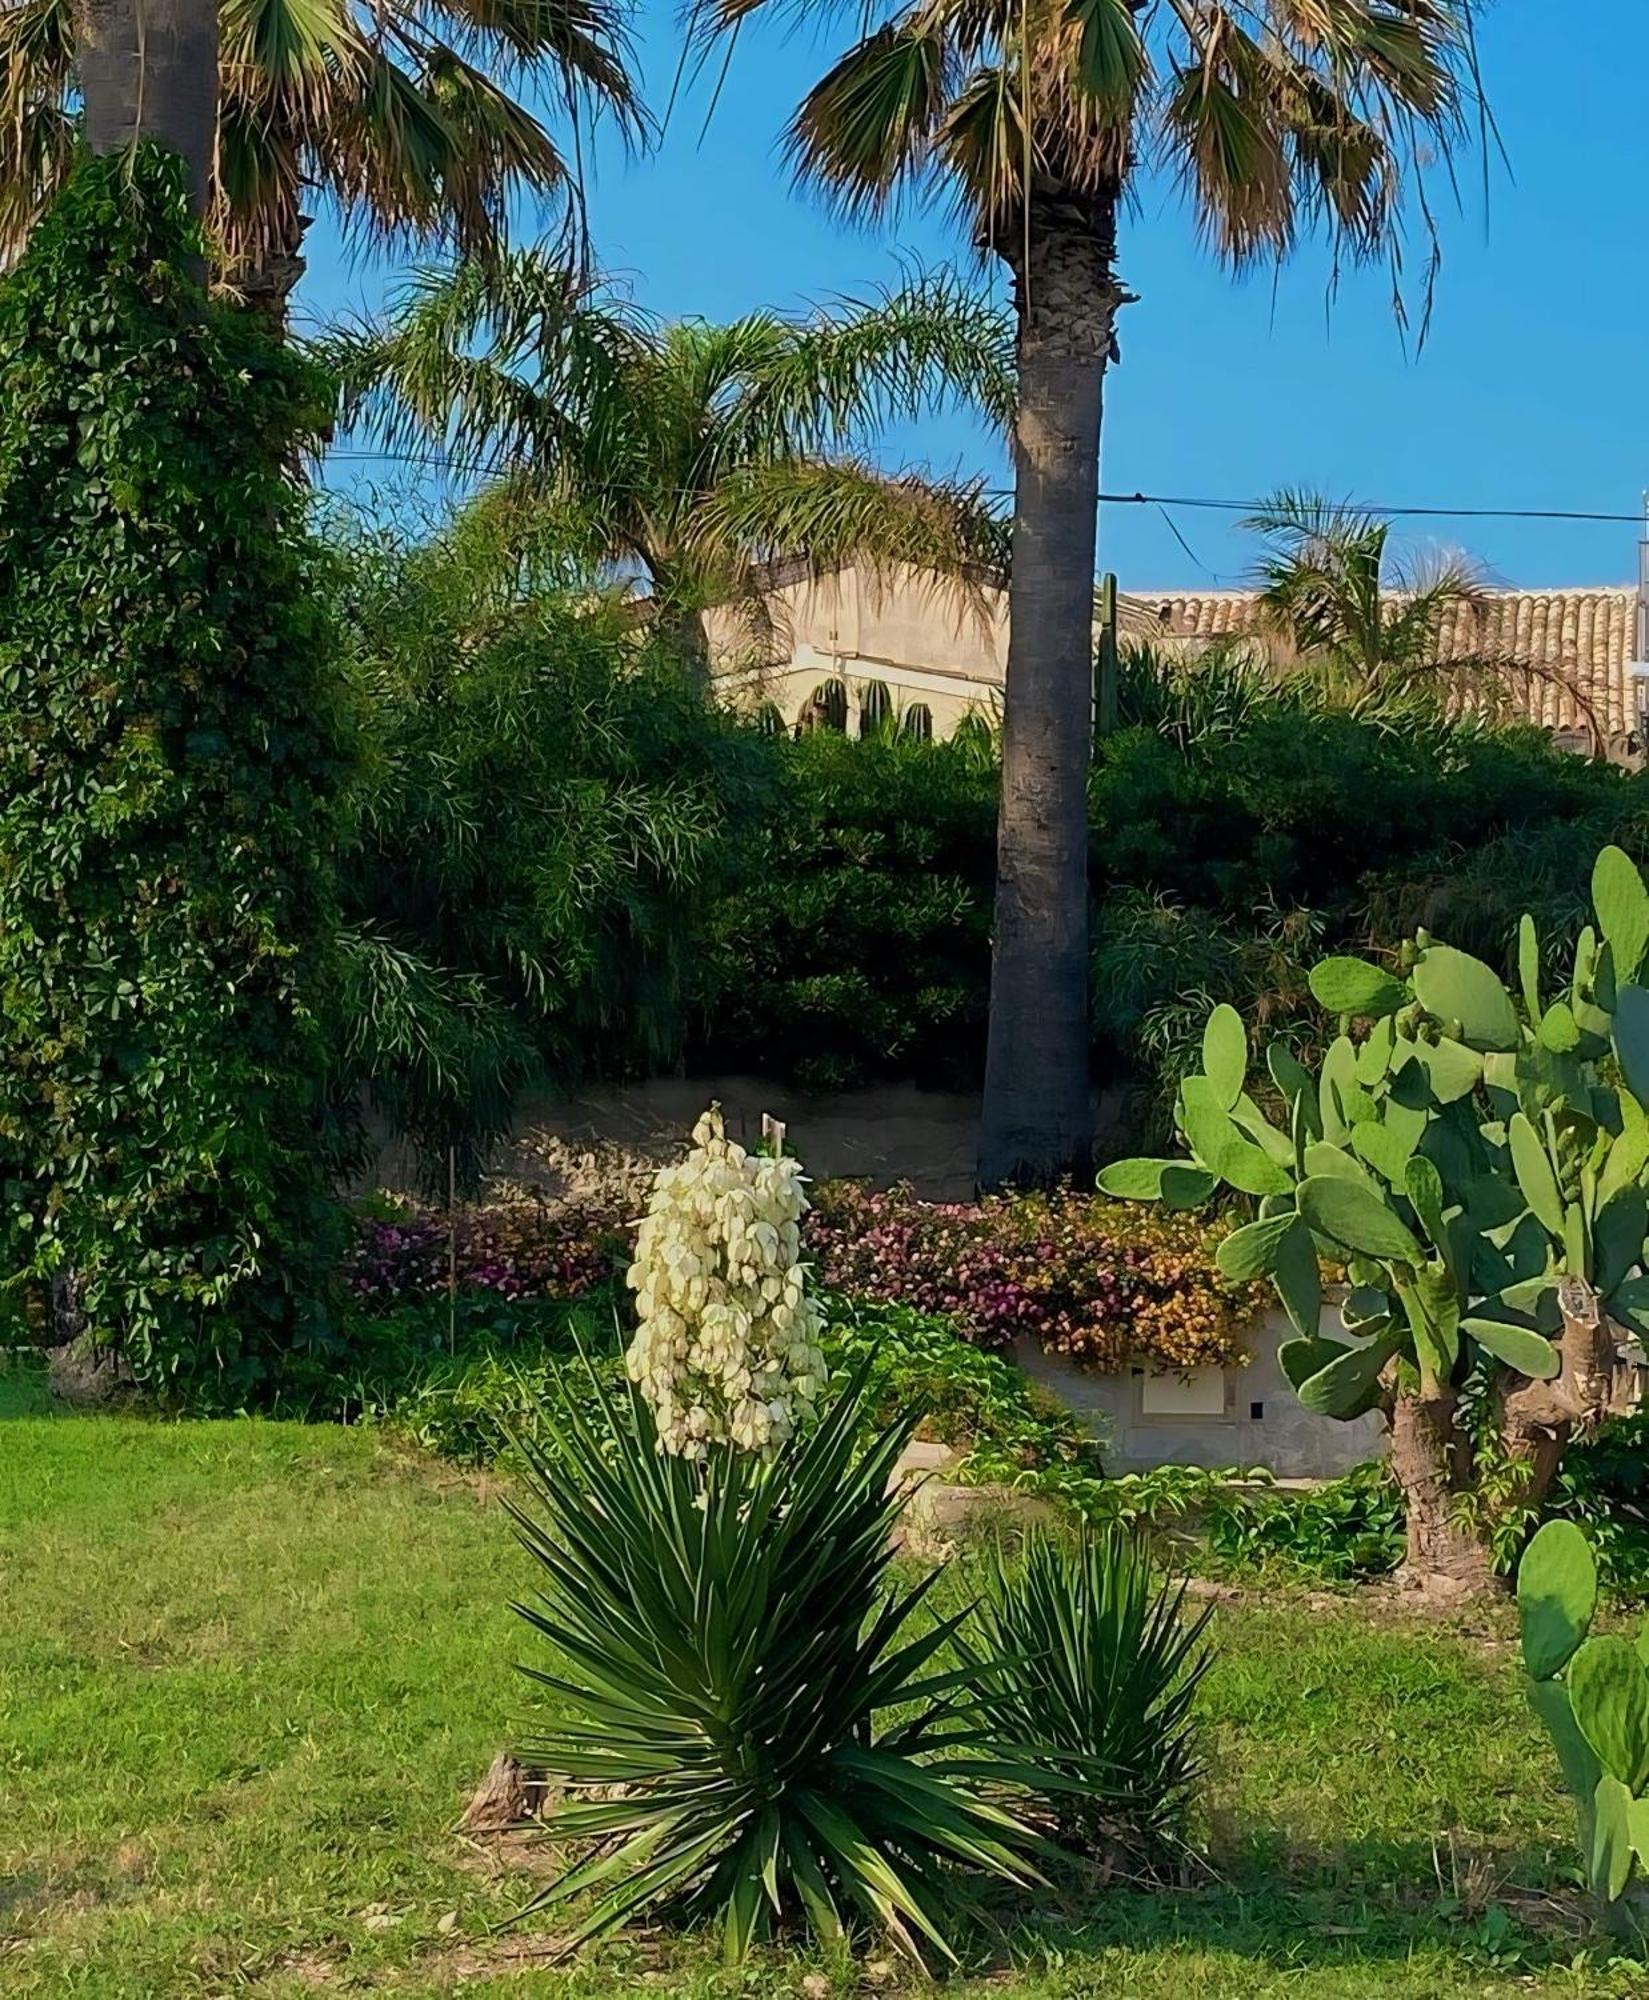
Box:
[1518, 1520, 1598, 1681]
[507, 1366, 1040, 1965]
[270, 1285, 623, 1452]
[0, 151, 350, 1392]
[1203, 1461, 1405, 1584]
[1103, 842, 1649, 1575]
[689, 652, 1628, 1123]
[1105, 844, 1649, 1414]
[694, 726, 996, 1089]
[818, 1293, 1108, 1481]
[1518, 1520, 1649, 1909]
[333, 507, 773, 1182]
[330, 258, 1011, 643]
[962, 1527, 1213, 1866]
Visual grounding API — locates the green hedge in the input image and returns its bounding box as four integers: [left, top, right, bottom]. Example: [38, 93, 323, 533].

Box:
[687, 686, 1635, 1107]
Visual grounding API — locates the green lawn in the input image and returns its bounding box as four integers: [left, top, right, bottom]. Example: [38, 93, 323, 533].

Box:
[2, 1366, 1644, 1999]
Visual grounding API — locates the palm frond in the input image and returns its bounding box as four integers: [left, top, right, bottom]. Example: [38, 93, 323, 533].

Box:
[786, 10, 957, 224]
[696, 456, 1009, 592]
[0, 0, 640, 284]
[729, 270, 1016, 452]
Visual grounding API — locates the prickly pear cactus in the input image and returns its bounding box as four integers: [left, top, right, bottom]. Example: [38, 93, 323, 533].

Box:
[1519, 1520, 1649, 1907]
[1100, 845, 1649, 1439]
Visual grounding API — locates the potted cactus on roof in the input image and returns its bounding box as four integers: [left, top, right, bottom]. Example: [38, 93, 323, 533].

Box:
[1100, 846, 1649, 1594]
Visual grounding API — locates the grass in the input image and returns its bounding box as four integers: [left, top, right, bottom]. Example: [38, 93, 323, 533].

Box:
[3, 1358, 1648, 1999]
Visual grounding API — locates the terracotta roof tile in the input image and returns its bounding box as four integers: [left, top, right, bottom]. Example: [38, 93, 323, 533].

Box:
[1119, 587, 1641, 735]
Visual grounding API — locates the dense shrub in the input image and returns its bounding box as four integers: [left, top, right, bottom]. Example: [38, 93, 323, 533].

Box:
[822, 1293, 1108, 1481]
[346, 1197, 626, 1306]
[965, 1527, 1213, 1866]
[685, 663, 1635, 1116]
[509, 1368, 1040, 1963]
[1203, 1461, 1405, 1583]
[0, 151, 350, 1392]
[693, 726, 996, 1089]
[1093, 668, 1621, 918]
[333, 507, 774, 1183]
[807, 1182, 1263, 1370]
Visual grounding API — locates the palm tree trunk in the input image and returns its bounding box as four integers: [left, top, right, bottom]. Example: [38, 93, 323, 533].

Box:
[76, 0, 218, 218]
[978, 191, 1124, 1191]
[235, 216, 310, 330]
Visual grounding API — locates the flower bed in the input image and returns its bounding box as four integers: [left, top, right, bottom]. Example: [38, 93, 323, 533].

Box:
[346, 1196, 626, 1306]
[344, 1172, 1263, 1382]
[805, 1181, 1264, 1372]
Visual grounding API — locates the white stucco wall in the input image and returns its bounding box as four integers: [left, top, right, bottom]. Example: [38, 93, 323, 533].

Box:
[1013, 1300, 1388, 1479]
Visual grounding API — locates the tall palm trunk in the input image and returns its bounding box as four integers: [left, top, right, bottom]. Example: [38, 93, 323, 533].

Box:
[978, 189, 1122, 1191]
[76, 0, 218, 217]
[236, 215, 311, 329]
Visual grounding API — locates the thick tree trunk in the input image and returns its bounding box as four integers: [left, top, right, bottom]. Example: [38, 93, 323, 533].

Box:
[1501, 1282, 1632, 1513]
[1390, 1287, 1636, 1596]
[978, 190, 1125, 1190]
[234, 214, 310, 330]
[75, 0, 218, 218]
[661, 605, 713, 689]
[1389, 1384, 1496, 1596]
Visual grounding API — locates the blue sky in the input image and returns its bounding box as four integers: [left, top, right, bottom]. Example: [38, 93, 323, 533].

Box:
[308, 0, 1646, 591]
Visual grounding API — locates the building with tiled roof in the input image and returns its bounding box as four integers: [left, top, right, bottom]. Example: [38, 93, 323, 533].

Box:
[708, 562, 1644, 746]
[1120, 587, 1641, 737]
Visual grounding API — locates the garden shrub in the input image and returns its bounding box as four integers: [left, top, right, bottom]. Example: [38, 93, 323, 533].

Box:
[820, 1293, 1108, 1483]
[964, 1526, 1213, 1867]
[807, 1181, 1264, 1370]
[346, 1196, 625, 1308]
[680, 666, 1638, 1125]
[509, 1365, 1041, 1964]
[1203, 1461, 1405, 1583]
[334, 508, 773, 1184]
[693, 726, 996, 1090]
[0, 150, 350, 1393]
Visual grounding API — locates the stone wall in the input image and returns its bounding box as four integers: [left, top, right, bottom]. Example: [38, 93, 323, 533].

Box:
[1013, 1301, 1387, 1480]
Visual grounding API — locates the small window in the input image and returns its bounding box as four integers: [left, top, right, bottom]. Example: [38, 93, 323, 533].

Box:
[1249, 1400, 1265, 1422]
[859, 682, 893, 739]
[902, 703, 933, 743]
[1140, 1368, 1228, 1419]
[754, 701, 784, 738]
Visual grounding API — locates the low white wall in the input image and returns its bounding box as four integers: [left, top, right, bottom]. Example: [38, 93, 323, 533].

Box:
[1012, 1301, 1387, 1480]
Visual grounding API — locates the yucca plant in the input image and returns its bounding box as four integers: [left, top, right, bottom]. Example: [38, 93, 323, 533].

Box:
[962, 1527, 1213, 1868]
[505, 1365, 1043, 1965]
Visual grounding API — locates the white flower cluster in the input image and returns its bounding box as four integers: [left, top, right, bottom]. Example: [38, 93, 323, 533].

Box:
[625, 1105, 827, 1458]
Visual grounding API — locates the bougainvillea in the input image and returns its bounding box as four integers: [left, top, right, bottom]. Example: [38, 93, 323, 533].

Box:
[346, 1198, 624, 1306]
[625, 1105, 828, 1457]
[806, 1182, 1262, 1371]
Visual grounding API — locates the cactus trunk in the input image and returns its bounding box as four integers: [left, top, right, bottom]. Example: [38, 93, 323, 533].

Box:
[1497, 1291, 1636, 1522]
[1389, 1387, 1497, 1595]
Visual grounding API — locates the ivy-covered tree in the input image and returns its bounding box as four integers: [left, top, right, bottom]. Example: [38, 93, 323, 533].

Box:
[0, 148, 352, 1395]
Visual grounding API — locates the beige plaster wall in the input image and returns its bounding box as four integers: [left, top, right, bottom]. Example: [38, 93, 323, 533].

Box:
[1013, 1299, 1388, 1480]
[706, 562, 1008, 737]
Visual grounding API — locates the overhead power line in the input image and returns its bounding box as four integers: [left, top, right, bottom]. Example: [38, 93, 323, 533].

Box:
[320, 448, 1647, 529]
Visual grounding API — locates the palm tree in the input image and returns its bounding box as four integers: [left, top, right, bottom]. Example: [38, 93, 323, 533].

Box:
[685, 0, 1486, 1186]
[0, 0, 641, 319]
[1247, 489, 1600, 735]
[74, 0, 217, 219]
[328, 252, 1015, 670]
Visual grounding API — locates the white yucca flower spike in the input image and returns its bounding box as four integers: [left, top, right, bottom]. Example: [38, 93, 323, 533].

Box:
[624, 1103, 827, 1458]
